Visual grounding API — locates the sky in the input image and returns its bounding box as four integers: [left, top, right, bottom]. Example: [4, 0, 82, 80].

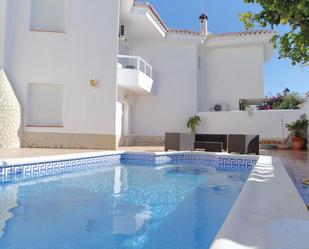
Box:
[141, 0, 309, 96]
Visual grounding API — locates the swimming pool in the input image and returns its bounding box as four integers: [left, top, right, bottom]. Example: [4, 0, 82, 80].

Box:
[0, 152, 256, 249]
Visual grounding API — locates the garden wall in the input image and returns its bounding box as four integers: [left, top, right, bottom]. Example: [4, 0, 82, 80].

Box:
[197, 110, 306, 139]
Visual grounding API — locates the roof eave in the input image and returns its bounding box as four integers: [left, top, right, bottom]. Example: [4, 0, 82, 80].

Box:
[205, 31, 275, 61]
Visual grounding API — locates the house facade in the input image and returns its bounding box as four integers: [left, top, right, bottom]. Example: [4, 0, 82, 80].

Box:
[1, 0, 296, 149]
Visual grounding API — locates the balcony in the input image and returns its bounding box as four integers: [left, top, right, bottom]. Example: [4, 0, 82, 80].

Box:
[117, 55, 154, 94]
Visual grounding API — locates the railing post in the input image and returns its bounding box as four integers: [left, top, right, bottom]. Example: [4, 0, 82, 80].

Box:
[136, 57, 140, 71]
[118, 55, 153, 79]
[143, 61, 146, 74]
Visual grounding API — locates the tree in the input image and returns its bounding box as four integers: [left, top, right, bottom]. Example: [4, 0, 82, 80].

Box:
[240, 0, 309, 66]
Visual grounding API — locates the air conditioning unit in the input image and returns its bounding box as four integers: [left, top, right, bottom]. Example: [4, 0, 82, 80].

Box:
[119, 25, 127, 42]
[213, 103, 229, 112]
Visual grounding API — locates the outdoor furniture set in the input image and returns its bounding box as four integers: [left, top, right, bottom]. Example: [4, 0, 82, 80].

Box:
[165, 133, 259, 155]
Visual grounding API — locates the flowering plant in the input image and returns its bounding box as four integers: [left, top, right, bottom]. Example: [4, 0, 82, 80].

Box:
[257, 91, 304, 110]
[257, 94, 284, 110]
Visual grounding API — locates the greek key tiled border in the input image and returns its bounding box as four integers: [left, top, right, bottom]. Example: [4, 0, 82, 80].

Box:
[217, 156, 257, 172]
[120, 153, 157, 166]
[168, 153, 217, 165]
[120, 153, 218, 166]
[0, 153, 258, 183]
[0, 154, 121, 183]
[120, 153, 257, 171]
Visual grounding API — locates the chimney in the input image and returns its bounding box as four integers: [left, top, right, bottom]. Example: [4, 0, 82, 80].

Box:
[199, 14, 208, 37]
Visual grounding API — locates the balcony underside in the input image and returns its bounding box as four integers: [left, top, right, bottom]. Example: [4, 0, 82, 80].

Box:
[117, 68, 154, 94]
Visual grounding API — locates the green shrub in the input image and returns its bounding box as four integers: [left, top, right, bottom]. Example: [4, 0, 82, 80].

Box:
[286, 118, 309, 137]
[276, 92, 305, 109]
[186, 115, 201, 134]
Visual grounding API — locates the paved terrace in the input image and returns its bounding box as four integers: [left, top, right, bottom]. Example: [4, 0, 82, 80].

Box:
[0, 147, 308, 207]
[260, 149, 309, 206]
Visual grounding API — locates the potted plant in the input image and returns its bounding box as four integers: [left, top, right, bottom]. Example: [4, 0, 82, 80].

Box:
[186, 115, 202, 134]
[286, 118, 309, 150]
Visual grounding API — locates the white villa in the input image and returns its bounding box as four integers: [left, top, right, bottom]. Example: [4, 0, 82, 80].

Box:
[0, 0, 307, 149]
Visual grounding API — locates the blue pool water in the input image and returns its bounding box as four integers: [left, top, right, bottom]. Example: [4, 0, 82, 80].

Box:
[0, 163, 250, 249]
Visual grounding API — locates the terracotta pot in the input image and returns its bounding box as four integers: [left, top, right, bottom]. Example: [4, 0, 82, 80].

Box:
[291, 136, 305, 150]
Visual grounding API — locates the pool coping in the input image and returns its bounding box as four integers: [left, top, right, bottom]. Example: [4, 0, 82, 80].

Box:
[0, 151, 122, 167]
[210, 155, 309, 249]
[1, 151, 308, 248]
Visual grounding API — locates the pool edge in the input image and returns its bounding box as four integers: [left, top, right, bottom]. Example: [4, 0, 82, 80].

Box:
[210, 155, 309, 249]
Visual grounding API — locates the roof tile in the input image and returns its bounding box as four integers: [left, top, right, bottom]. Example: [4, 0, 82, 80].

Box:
[133, 1, 274, 39]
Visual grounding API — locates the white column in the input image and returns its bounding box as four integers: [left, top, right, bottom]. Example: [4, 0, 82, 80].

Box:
[0, 0, 7, 68]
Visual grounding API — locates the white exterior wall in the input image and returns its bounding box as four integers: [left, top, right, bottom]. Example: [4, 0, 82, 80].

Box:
[116, 101, 123, 137]
[197, 110, 305, 139]
[0, 0, 7, 67]
[198, 45, 264, 111]
[4, 0, 119, 135]
[130, 40, 198, 136]
[2, 0, 277, 147]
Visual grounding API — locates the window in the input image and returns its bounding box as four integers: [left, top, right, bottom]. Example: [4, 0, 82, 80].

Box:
[30, 0, 67, 32]
[27, 83, 64, 127]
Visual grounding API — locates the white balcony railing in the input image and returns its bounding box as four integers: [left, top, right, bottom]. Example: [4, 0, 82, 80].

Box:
[117, 55, 155, 94]
[117, 55, 154, 79]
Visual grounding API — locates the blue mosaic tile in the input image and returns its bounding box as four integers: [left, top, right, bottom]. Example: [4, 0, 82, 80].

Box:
[168, 153, 217, 165]
[121, 153, 218, 166]
[155, 155, 172, 165]
[120, 153, 156, 166]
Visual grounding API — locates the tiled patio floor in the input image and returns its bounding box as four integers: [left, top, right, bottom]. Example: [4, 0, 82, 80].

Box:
[0, 147, 164, 160]
[0, 148, 99, 160]
[0, 147, 308, 207]
[260, 149, 309, 206]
